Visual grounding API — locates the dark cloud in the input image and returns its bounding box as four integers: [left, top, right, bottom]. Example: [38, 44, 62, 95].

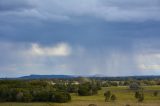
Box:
[0, 20, 160, 49]
[0, 0, 34, 12]
[1, 0, 160, 22]
[0, 0, 160, 77]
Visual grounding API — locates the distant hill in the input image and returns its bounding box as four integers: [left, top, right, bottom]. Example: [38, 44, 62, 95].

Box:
[19, 74, 76, 79]
[0, 74, 160, 80]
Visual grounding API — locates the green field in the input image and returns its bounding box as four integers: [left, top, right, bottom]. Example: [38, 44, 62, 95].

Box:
[0, 86, 160, 106]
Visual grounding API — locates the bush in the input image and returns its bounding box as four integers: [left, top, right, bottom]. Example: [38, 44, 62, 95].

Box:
[126, 104, 130, 106]
[104, 91, 117, 102]
[129, 82, 140, 90]
[53, 92, 71, 103]
[110, 94, 116, 101]
[78, 83, 98, 96]
[78, 85, 90, 96]
[153, 91, 158, 96]
[110, 82, 118, 86]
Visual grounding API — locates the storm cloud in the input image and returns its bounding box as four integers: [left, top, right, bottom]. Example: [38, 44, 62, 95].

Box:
[0, 0, 160, 77]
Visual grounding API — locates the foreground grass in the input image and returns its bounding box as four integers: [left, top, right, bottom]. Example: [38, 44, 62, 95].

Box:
[0, 86, 160, 106]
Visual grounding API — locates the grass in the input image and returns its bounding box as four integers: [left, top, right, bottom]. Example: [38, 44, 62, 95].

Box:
[0, 86, 160, 106]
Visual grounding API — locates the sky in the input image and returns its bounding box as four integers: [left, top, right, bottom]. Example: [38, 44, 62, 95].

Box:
[1, 0, 160, 77]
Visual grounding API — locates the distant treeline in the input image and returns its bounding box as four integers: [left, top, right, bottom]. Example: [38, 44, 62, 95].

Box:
[0, 80, 71, 103]
[0, 79, 101, 103]
[91, 76, 160, 81]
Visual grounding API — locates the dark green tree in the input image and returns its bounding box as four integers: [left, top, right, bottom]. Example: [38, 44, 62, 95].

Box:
[134, 90, 144, 102]
[104, 91, 111, 102]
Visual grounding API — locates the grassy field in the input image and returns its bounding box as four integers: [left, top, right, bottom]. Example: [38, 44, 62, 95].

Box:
[0, 86, 160, 106]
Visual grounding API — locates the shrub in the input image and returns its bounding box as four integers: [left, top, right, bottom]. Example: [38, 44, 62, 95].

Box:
[78, 85, 90, 96]
[153, 91, 158, 96]
[78, 83, 99, 96]
[129, 82, 140, 90]
[110, 94, 116, 101]
[110, 82, 118, 86]
[53, 92, 71, 103]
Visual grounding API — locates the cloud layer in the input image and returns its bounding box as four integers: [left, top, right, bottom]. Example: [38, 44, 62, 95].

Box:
[1, 0, 160, 22]
[0, 0, 160, 77]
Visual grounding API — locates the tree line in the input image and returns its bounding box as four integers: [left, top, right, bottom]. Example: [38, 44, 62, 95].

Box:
[0, 80, 71, 103]
[0, 79, 102, 102]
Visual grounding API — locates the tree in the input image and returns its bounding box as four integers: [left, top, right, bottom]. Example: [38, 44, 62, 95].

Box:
[0, 80, 71, 103]
[33, 90, 50, 101]
[110, 82, 118, 86]
[78, 85, 90, 96]
[53, 92, 71, 103]
[138, 94, 144, 102]
[16, 92, 24, 102]
[22, 91, 33, 102]
[96, 81, 102, 90]
[67, 84, 78, 93]
[135, 91, 139, 99]
[134, 90, 144, 102]
[129, 82, 140, 90]
[78, 83, 98, 96]
[104, 91, 111, 102]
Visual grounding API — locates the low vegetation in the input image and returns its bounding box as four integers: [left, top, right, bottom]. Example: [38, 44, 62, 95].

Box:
[0, 77, 160, 106]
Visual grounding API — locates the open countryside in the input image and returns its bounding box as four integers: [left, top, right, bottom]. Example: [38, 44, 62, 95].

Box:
[1, 0, 160, 106]
[0, 77, 160, 106]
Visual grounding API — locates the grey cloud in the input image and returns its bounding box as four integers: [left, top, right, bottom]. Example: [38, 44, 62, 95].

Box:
[1, 38, 160, 77]
[0, 0, 34, 12]
[1, 0, 160, 22]
[1, 1, 160, 77]
[33, 0, 160, 22]
[0, 42, 145, 77]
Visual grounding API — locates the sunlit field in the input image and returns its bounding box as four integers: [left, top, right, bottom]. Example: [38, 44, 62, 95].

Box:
[1, 86, 160, 106]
